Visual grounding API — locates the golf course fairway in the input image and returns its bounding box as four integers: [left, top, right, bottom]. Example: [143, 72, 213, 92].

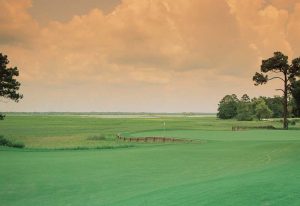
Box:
[0, 115, 299, 205]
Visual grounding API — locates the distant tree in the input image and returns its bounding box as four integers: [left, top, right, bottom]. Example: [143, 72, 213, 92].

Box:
[288, 98, 296, 117]
[236, 94, 253, 121]
[0, 53, 23, 119]
[240, 94, 251, 103]
[236, 103, 253, 121]
[291, 80, 300, 117]
[263, 96, 283, 118]
[217, 94, 239, 119]
[253, 51, 300, 129]
[254, 99, 273, 120]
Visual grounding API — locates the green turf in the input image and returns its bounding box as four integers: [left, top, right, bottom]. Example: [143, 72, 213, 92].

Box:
[0, 115, 299, 205]
[0, 114, 289, 148]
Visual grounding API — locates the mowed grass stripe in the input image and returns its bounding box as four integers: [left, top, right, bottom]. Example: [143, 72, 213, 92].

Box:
[1, 139, 300, 205]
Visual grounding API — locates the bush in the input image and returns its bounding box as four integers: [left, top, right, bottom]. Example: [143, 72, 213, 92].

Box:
[0, 135, 10, 146]
[289, 120, 296, 126]
[10, 142, 25, 148]
[0, 135, 25, 148]
[280, 119, 297, 126]
[236, 114, 253, 121]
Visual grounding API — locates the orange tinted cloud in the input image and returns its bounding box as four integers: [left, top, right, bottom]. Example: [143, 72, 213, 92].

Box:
[0, 0, 38, 44]
[1, 0, 300, 112]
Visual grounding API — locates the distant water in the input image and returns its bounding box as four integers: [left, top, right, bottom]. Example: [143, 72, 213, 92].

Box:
[6, 112, 216, 118]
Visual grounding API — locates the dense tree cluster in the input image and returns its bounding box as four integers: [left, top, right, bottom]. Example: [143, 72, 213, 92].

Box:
[217, 94, 299, 121]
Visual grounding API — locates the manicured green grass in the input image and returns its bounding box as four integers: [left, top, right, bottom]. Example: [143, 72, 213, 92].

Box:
[0, 114, 299, 205]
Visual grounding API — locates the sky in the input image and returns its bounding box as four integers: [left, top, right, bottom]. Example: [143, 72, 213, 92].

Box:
[1, 0, 300, 112]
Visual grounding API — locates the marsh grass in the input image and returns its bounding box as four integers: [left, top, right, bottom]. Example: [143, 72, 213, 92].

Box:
[0, 115, 299, 149]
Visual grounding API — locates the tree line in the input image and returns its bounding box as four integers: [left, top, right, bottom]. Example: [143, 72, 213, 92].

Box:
[217, 93, 300, 121]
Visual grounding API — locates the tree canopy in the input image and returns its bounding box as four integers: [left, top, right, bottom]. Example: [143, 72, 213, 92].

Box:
[253, 51, 300, 129]
[216, 94, 297, 121]
[0, 53, 23, 119]
[253, 98, 273, 120]
[217, 94, 239, 119]
[236, 94, 253, 121]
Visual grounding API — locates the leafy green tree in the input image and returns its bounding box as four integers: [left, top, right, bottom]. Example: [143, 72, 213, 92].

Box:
[263, 96, 283, 118]
[217, 94, 239, 119]
[253, 51, 300, 129]
[0, 53, 23, 119]
[240, 94, 251, 103]
[236, 103, 253, 121]
[236, 94, 253, 121]
[254, 99, 273, 120]
[291, 80, 300, 117]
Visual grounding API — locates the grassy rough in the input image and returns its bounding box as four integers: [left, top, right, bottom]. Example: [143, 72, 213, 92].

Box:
[0, 115, 294, 149]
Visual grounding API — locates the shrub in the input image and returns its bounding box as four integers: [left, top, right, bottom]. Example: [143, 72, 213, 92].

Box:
[0, 135, 25, 148]
[289, 120, 296, 126]
[11, 142, 25, 148]
[0, 135, 10, 146]
[280, 119, 297, 126]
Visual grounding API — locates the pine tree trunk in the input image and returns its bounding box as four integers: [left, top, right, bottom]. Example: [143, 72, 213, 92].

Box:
[283, 73, 288, 129]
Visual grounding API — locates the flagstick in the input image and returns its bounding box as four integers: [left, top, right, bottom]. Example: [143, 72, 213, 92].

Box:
[163, 121, 166, 138]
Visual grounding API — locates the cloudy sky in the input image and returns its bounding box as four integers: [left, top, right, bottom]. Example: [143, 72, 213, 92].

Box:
[1, 0, 300, 112]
